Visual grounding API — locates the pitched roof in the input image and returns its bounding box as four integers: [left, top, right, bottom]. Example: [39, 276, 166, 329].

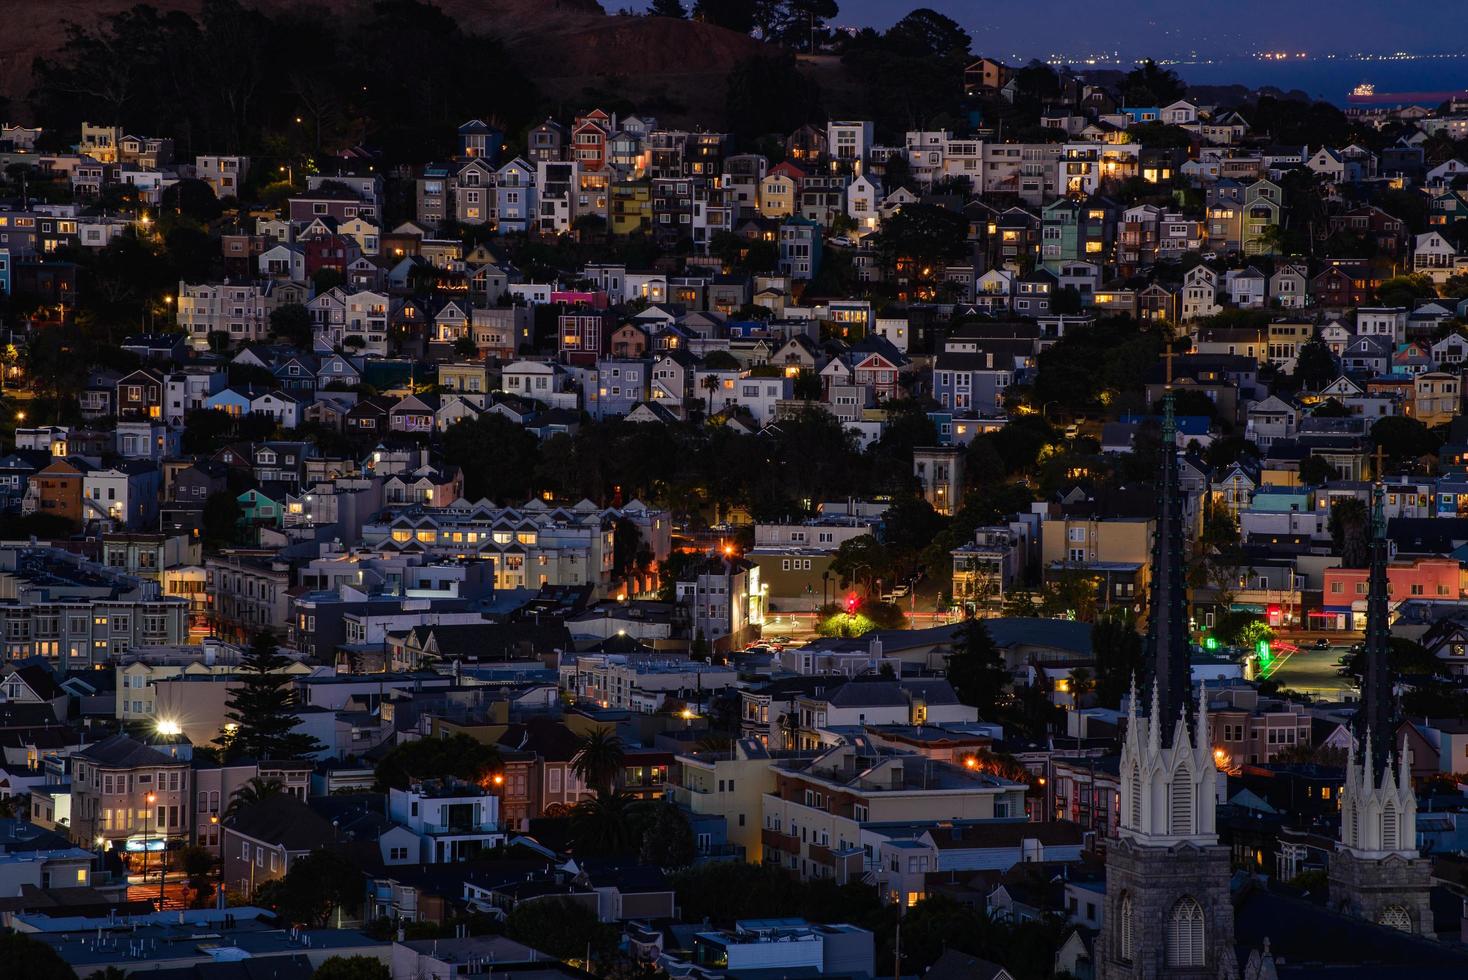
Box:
[226, 794, 336, 852]
[77, 733, 180, 769]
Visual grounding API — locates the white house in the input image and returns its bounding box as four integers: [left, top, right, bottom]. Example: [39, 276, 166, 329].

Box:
[386, 782, 505, 863]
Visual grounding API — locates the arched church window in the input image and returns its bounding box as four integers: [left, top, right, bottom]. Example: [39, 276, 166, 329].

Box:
[1130, 765, 1141, 827]
[1170, 774, 1193, 835]
[1119, 893, 1134, 962]
[1379, 905, 1411, 932]
[1166, 896, 1205, 967]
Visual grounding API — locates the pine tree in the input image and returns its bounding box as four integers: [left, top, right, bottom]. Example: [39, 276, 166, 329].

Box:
[647, 0, 687, 16]
[945, 618, 1008, 717]
[220, 632, 323, 760]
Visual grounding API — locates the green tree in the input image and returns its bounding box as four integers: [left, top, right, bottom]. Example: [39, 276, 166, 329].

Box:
[639, 800, 697, 867]
[1370, 415, 1441, 467]
[269, 303, 313, 348]
[1292, 337, 1337, 389]
[1374, 273, 1436, 308]
[178, 844, 216, 908]
[506, 896, 619, 965]
[202, 490, 243, 547]
[829, 534, 894, 594]
[647, 0, 687, 15]
[312, 268, 345, 293]
[0, 931, 76, 980]
[160, 177, 223, 220]
[312, 956, 392, 980]
[1328, 497, 1372, 569]
[724, 53, 823, 144]
[1124, 122, 1194, 149]
[253, 847, 362, 926]
[881, 8, 971, 58]
[441, 413, 542, 501]
[224, 776, 284, 819]
[1090, 613, 1144, 704]
[873, 203, 967, 278]
[945, 618, 1008, 716]
[1298, 455, 1338, 486]
[373, 734, 501, 791]
[571, 728, 626, 795]
[693, 0, 756, 33]
[1124, 60, 1186, 105]
[218, 632, 324, 760]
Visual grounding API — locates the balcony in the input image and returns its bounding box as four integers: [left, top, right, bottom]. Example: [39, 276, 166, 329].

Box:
[761, 827, 798, 855]
[420, 820, 497, 836]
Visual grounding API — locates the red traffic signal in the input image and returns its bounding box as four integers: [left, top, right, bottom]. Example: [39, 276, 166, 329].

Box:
[845, 593, 859, 615]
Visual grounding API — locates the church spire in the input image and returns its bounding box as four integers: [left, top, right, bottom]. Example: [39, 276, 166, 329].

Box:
[1359, 445, 1394, 775]
[1146, 346, 1191, 745]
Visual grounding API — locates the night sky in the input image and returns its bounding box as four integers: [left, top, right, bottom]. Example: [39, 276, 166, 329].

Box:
[837, 1, 1468, 58]
[650, 2, 1468, 60]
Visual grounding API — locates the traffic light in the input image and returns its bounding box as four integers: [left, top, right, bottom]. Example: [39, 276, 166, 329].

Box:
[845, 593, 859, 615]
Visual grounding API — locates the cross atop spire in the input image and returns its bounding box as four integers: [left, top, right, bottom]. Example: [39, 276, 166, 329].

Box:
[1161, 346, 1178, 443]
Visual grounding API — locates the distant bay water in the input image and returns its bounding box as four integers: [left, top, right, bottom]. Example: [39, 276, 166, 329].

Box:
[1168, 55, 1468, 105]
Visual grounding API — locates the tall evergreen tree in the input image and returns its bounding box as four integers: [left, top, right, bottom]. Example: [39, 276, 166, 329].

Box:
[945, 618, 1008, 717]
[220, 632, 323, 760]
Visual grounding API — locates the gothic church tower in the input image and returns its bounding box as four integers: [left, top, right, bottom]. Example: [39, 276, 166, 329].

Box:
[1098, 376, 1237, 980]
[1328, 470, 1432, 933]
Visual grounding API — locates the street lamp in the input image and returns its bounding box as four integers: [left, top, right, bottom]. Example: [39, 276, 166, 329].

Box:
[143, 791, 156, 899]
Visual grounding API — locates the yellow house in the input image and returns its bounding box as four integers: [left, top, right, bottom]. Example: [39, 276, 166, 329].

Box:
[758, 173, 798, 219]
[667, 744, 777, 864]
[761, 743, 1026, 884]
[1267, 321, 1312, 365]
[1412, 371, 1460, 426]
[1040, 516, 1153, 612]
[610, 182, 652, 235]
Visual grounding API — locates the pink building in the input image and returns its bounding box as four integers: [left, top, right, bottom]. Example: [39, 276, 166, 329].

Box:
[1322, 557, 1462, 629]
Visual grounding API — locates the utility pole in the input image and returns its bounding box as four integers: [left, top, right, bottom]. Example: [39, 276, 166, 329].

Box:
[893, 915, 901, 980]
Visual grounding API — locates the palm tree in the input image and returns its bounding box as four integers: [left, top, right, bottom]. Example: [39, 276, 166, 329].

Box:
[571, 729, 625, 796]
[224, 777, 284, 820]
[700, 373, 720, 415]
[568, 791, 642, 856]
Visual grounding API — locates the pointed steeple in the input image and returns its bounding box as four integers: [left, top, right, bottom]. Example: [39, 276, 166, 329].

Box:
[1145, 346, 1191, 746]
[1359, 447, 1395, 776]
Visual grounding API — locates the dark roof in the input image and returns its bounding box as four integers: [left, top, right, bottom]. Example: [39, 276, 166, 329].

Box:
[924, 948, 1010, 980]
[1234, 883, 1468, 974]
[0, 702, 67, 730]
[77, 733, 180, 768]
[144, 954, 315, 980]
[226, 795, 336, 852]
[925, 820, 1084, 850]
[6, 663, 62, 700]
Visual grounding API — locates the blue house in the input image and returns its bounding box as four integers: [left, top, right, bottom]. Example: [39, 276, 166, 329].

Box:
[0, 248, 9, 296]
[204, 388, 254, 417]
[1121, 106, 1161, 124]
[458, 119, 503, 164]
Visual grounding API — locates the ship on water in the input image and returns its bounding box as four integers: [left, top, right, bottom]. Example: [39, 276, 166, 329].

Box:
[1348, 79, 1468, 105]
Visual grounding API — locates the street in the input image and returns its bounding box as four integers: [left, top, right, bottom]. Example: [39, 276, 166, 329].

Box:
[1258, 643, 1355, 700]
